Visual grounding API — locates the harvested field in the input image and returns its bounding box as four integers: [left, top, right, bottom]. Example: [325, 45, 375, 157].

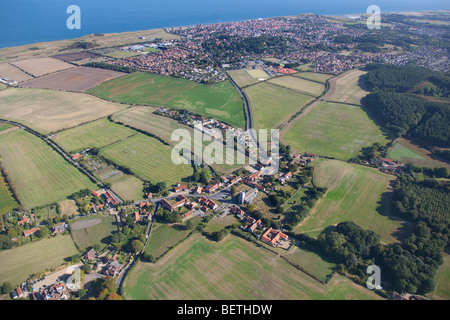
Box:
[326, 69, 369, 105]
[0, 63, 33, 82]
[0, 87, 127, 134]
[227, 69, 261, 88]
[267, 75, 325, 96]
[19, 66, 126, 92]
[50, 51, 98, 62]
[10, 57, 74, 77]
[293, 72, 333, 83]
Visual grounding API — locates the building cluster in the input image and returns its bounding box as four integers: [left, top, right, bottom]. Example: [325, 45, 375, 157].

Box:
[371, 158, 406, 174]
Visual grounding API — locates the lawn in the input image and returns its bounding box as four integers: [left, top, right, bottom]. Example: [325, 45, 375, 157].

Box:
[283, 101, 389, 160]
[267, 75, 325, 96]
[88, 72, 245, 128]
[70, 214, 118, 251]
[0, 173, 18, 215]
[52, 118, 137, 152]
[0, 87, 126, 134]
[244, 82, 314, 130]
[123, 233, 382, 300]
[100, 133, 194, 186]
[295, 160, 407, 244]
[0, 235, 78, 287]
[0, 129, 97, 209]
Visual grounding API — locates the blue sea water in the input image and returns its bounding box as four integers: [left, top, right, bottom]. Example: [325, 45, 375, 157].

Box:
[0, 0, 448, 48]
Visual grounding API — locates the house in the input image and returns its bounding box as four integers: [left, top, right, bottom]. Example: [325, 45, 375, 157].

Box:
[134, 212, 140, 223]
[104, 190, 119, 206]
[193, 186, 203, 195]
[174, 184, 188, 192]
[199, 196, 218, 210]
[247, 218, 261, 232]
[23, 227, 40, 237]
[105, 260, 122, 277]
[43, 283, 70, 300]
[228, 176, 242, 184]
[71, 153, 82, 161]
[279, 172, 292, 184]
[160, 195, 190, 212]
[244, 180, 266, 191]
[247, 171, 262, 182]
[18, 215, 29, 225]
[231, 205, 246, 219]
[205, 182, 220, 193]
[52, 223, 67, 234]
[181, 210, 194, 219]
[84, 248, 96, 261]
[261, 227, 289, 247]
[91, 190, 101, 197]
[11, 287, 25, 299]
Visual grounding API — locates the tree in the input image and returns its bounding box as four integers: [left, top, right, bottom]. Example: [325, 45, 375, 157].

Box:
[106, 292, 123, 300]
[37, 226, 49, 238]
[185, 219, 195, 230]
[130, 239, 144, 253]
[1, 282, 12, 294]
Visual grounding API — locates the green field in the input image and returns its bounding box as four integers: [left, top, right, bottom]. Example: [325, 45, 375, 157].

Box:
[123, 233, 382, 300]
[108, 174, 144, 202]
[428, 253, 450, 300]
[227, 69, 261, 87]
[100, 133, 193, 186]
[144, 220, 201, 259]
[0, 235, 78, 287]
[293, 72, 333, 83]
[88, 72, 245, 128]
[52, 118, 137, 152]
[267, 75, 325, 96]
[296, 160, 406, 244]
[104, 50, 142, 58]
[70, 214, 118, 251]
[388, 140, 425, 163]
[0, 130, 97, 209]
[284, 101, 389, 160]
[282, 246, 336, 283]
[0, 173, 18, 215]
[244, 82, 314, 130]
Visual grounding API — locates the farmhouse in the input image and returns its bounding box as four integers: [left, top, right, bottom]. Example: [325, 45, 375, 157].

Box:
[199, 196, 218, 210]
[52, 222, 67, 234]
[18, 215, 29, 225]
[160, 194, 190, 212]
[105, 260, 122, 277]
[261, 228, 290, 248]
[104, 190, 119, 206]
[174, 183, 189, 192]
[71, 153, 82, 161]
[205, 182, 220, 193]
[23, 227, 40, 237]
[84, 248, 96, 261]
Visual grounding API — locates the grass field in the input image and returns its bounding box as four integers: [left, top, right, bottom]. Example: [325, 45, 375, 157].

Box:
[0, 87, 127, 134]
[88, 72, 245, 128]
[244, 82, 314, 130]
[428, 253, 450, 300]
[108, 174, 144, 202]
[388, 140, 425, 162]
[0, 129, 96, 209]
[144, 220, 201, 259]
[123, 233, 382, 300]
[52, 118, 136, 152]
[0, 172, 18, 215]
[70, 214, 117, 251]
[227, 69, 261, 87]
[104, 51, 142, 58]
[327, 69, 369, 105]
[283, 101, 389, 160]
[267, 75, 325, 96]
[295, 160, 407, 244]
[293, 72, 333, 83]
[246, 69, 270, 79]
[0, 235, 78, 287]
[282, 246, 336, 283]
[100, 133, 193, 186]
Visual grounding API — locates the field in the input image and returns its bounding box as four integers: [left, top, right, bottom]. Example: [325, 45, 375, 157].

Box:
[267, 75, 325, 96]
[19, 66, 126, 92]
[52, 118, 136, 152]
[428, 253, 450, 300]
[123, 233, 382, 300]
[70, 214, 118, 251]
[104, 51, 142, 59]
[326, 69, 369, 105]
[388, 138, 450, 168]
[50, 51, 98, 62]
[283, 101, 389, 160]
[0, 172, 18, 215]
[293, 72, 333, 83]
[0, 235, 78, 287]
[0, 63, 32, 82]
[246, 69, 270, 79]
[244, 82, 314, 130]
[0, 87, 127, 134]
[0, 129, 96, 209]
[100, 134, 194, 186]
[88, 72, 245, 128]
[295, 160, 408, 244]
[144, 220, 201, 259]
[227, 69, 261, 87]
[58, 199, 79, 217]
[282, 246, 336, 283]
[10, 57, 74, 77]
[107, 174, 144, 202]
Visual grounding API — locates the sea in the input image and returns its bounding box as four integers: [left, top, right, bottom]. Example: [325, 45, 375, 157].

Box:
[0, 0, 448, 48]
